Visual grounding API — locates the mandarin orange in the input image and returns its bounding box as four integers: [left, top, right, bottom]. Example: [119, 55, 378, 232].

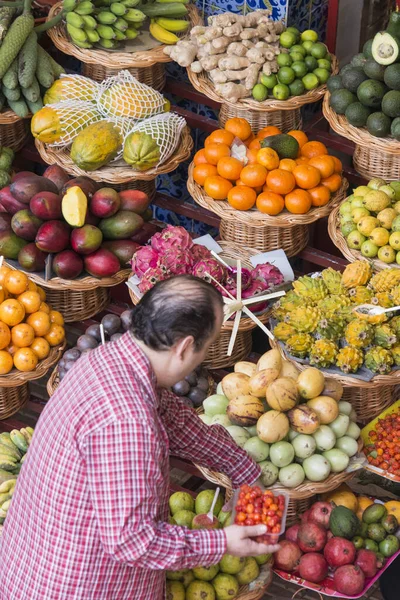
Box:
[266, 169, 296, 195]
[285, 189, 312, 214]
[293, 164, 321, 189]
[204, 176, 233, 200]
[256, 192, 285, 215]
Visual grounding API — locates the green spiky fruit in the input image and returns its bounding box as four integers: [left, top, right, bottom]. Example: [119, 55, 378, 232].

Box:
[309, 339, 338, 368]
[375, 291, 393, 308]
[349, 286, 373, 304]
[336, 346, 364, 373]
[364, 346, 394, 374]
[390, 344, 400, 366]
[288, 306, 321, 333]
[345, 320, 374, 348]
[369, 269, 400, 292]
[338, 305, 356, 323]
[318, 295, 351, 316]
[286, 333, 313, 358]
[374, 323, 397, 348]
[390, 316, 400, 337]
[321, 267, 347, 295]
[316, 317, 345, 341]
[272, 291, 303, 320]
[293, 275, 328, 303]
[273, 322, 297, 342]
[389, 285, 400, 306]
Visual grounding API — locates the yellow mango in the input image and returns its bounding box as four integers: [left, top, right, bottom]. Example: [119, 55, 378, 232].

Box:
[62, 186, 87, 227]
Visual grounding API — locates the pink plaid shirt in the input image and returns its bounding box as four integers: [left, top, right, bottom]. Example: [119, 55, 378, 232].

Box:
[0, 332, 260, 599]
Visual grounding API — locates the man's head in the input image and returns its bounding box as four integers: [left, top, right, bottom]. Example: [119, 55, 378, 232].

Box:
[130, 275, 224, 387]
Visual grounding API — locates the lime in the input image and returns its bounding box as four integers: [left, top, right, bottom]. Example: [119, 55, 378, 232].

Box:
[280, 31, 297, 49]
[311, 42, 327, 59]
[252, 83, 268, 102]
[305, 55, 318, 71]
[291, 44, 307, 57]
[318, 58, 332, 70]
[314, 67, 330, 84]
[278, 66, 295, 85]
[289, 79, 305, 96]
[303, 73, 320, 90]
[277, 53, 292, 67]
[301, 29, 318, 43]
[290, 51, 305, 63]
[273, 83, 290, 100]
[302, 40, 314, 54]
[286, 27, 301, 42]
[261, 73, 278, 89]
[292, 61, 308, 78]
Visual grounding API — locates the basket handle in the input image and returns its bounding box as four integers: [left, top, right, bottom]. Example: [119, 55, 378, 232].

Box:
[292, 588, 323, 600]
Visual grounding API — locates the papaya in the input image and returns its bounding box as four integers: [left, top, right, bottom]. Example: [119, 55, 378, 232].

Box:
[123, 131, 160, 171]
[70, 121, 121, 171]
[43, 76, 99, 106]
[98, 82, 164, 119]
[31, 106, 101, 145]
[322, 484, 358, 512]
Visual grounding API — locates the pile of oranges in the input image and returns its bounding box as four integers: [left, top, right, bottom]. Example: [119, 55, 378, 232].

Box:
[193, 118, 343, 215]
[0, 266, 65, 375]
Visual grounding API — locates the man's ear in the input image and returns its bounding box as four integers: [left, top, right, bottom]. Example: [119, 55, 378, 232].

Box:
[175, 336, 195, 360]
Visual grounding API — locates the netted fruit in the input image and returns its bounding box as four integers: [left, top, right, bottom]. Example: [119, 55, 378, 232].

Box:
[293, 276, 328, 303]
[316, 317, 345, 341]
[341, 261, 372, 289]
[273, 322, 297, 342]
[364, 346, 394, 374]
[321, 267, 347, 295]
[286, 333, 313, 358]
[369, 268, 400, 292]
[288, 306, 321, 333]
[349, 286, 373, 305]
[309, 339, 338, 368]
[336, 346, 364, 374]
[374, 323, 397, 348]
[345, 320, 374, 348]
[318, 295, 351, 317]
[375, 291, 393, 308]
[390, 344, 400, 366]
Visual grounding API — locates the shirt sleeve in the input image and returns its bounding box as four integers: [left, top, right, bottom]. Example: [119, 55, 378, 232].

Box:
[159, 390, 261, 488]
[82, 420, 227, 571]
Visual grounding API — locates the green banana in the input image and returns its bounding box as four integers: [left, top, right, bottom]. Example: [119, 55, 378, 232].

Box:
[25, 427, 34, 436]
[125, 27, 138, 38]
[113, 28, 126, 40]
[149, 19, 178, 43]
[113, 17, 128, 30]
[98, 37, 117, 48]
[74, 1, 95, 14]
[1, 499, 11, 512]
[93, 0, 112, 5]
[157, 0, 189, 3]
[0, 493, 10, 505]
[125, 8, 146, 21]
[0, 456, 17, 472]
[20, 428, 32, 445]
[0, 433, 15, 450]
[86, 28, 100, 42]
[67, 22, 88, 42]
[96, 24, 115, 38]
[9, 430, 28, 454]
[0, 443, 20, 462]
[0, 509, 7, 518]
[63, 0, 79, 12]
[20, 453, 27, 464]
[110, 2, 127, 15]
[130, 21, 142, 28]
[121, 0, 140, 6]
[155, 16, 188, 32]
[97, 10, 117, 23]
[82, 14, 97, 28]
[66, 11, 85, 28]
[0, 479, 15, 494]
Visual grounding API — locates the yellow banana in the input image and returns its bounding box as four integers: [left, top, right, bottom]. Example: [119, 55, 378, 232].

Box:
[149, 19, 178, 44]
[155, 17, 189, 33]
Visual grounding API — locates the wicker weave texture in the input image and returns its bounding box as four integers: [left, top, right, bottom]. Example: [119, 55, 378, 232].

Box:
[82, 62, 166, 91]
[342, 385, 395, 424]
[219, 104, 302, 132]
[45, 287, 111, 322]
[353, 145, 400, 182]
[114, 179, 156, 200]
[0, 342, 65, 388]
[0, 115, 28, 152]
[0, 383, 29, 421]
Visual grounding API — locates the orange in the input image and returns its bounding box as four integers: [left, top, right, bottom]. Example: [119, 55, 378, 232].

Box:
[266, 169, 296, 195]
[309, 185, 331, 207]
[296, 156, 309, 165]
[285, 189, 312, 214]
[204, 176, 233, 200]
[0, 266, 10, 287]
[11, 323, 35, 348]
[293, 164, 321, 190]
[249, 139, 261, 151]
[44, 324, 65, 347]
[193, 149, 208, 166]
[287, 130, 308, 148]
[37, 286, 46, 301]
[257, 126, 281, 140]
[206, 129, 235, 146]
[332, 156, 343, 173]
[217, 156, 244, 181]
[308, 155, 336, 179]
[204, 143, 231, 165]
[193, 164, 218, 186]
[27, 280, 37, 292]
[26, 311, 51, 337]
[246, 148, 259, 165]
[256, 147, 279, 170]
[0, 287, 4, 304]
[301, 140, 328, 159]
[13, 347, 38, 372]
[322, 173, 342, 192]
[17, 291, 41, 314]
[6, 344, 16, 356]
[49, 310, 64, 326]
[227, 186, 257, 211]
[279, 158, 297, 172]
[240, 164, 267, 187]
[0, 321, 10, 350]
[4, 270, 29, 295]
[39, 302, 51, 314]
[0, 350, 13, 375]
[256, 192, 285, 215]
[30, 337, 50, 360]
[244, 133, 255, 147]
[0, 300, 25, 327]
[224, 117, 252, 141]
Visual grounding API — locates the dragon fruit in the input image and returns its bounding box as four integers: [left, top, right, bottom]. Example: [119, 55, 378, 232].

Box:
[222, 268, 253, 298]
[190, 244, 212, 262]
[138, 266, 171, 293]
[251, 263, 284, 289]
[242, 279, 269, 312]
[192, 258, 227, 287]
[131, 246, 160, 278]
[231, 267, 253, 290]
[151, 225, 193, 254]
[160, 250, 194, 275]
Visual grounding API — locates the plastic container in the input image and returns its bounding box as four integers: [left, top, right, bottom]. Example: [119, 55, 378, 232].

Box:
[232, 484, 289, 544]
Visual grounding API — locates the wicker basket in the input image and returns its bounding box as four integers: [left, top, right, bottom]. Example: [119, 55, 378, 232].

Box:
[0, 111, 28, 152]
[47, 3, 202, 90]
[35, 126, 193, 185]
[113, 179, 156, 200]
[236, 562, 273, 600]
[219, 103, 302, 133]
[323, 92, 400, 181]
[0, 383, 29, 421]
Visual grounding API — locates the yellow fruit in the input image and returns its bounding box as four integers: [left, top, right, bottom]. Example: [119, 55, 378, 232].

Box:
[17, 291, 41, 314]
[370, 227, 390, 247]
[26, 311, 51, 337]
[11, 324, 35, 348]
[385, 500, 400, 522]
[322, 484, 358, 512]
[44, 324, 65, 346]
[30, 337, 50, 360]
[37, 287, 46, 301]
[0, 350, 13, 374]
[227, 395, 265, 427]
[13, 347, 38, 372]
[0, 321, 10, 350]
[27, 280, 37, 292]
[43, 76, 99, 105]
[70, 121, 122, 171]
[297, 367, 325, 399]
[123, 131, 160, 171]
[49, 310, 64, 326]
[39, 302, 51, 314]
[341, 261, 372, 288]
[356, 496, 374, 520]
[0, 300, 25, 327]
[4, 270, 28, 295]
[99, 83, 165, 119]
[31, 105, 102, 144]
[266, 377, 299, 412]
[0, 266, 10, 287]
[62, 186, 88, 227]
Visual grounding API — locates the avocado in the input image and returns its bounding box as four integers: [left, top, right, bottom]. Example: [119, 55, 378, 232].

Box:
[382, 90, 400, 117]
[387, 7, 400, 39]
[391, 116, 400, 139]
[363, 58, 387, 81]
[372, 31, 400, 65]
[260, 133, 299, 159]
[341, 67, 368, 93]
[384, 62, 400, 90]
[363, 39, 374, 59]
[366, 111, 392, 137]
[330, 88, 357, 114]
[345, 102, 371, 127]
[351, 53, 367, 68]
[357, 79, 388, 108]
[327, 75, 343, 93]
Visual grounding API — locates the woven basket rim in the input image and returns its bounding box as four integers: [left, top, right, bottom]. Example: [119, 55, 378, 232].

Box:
[328, 204, 397, 272]
[0, 340, 65, 388]
[0, 110, 31, 124]
[188, 162, 348, 227]
[187, 53, 338, 112]
[47, 3, 202, 68]
[323, 92, 400, 154]
[35, 126, 193, 183]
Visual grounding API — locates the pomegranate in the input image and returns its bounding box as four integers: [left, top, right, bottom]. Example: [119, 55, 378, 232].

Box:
[285, 524, 300, 543]
[334, 565, 365, 596]
[355, 549, 378, 578]
[301, 509, 311, 524]
[324, 537, 356, 568]
[297, 523, 327, 553]
[273, 540, 302, 572]
[299, 553, 329, 583]
[327, 530, 334, 541]
[308, 501, 334, 530]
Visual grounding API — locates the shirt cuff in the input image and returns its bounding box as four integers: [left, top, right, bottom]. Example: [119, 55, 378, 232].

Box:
[231, 460, 261, 488]
[191, 528, 227, 567]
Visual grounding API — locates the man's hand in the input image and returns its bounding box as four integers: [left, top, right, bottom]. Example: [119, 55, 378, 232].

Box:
[224, 525, 280, 557]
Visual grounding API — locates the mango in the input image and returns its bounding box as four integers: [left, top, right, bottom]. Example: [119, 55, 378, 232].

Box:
[30, 192, 62, 221]
[84, 211, 100, 226]
[53, 250, 83, 280]
[71, 225, 103, 255]
[0, 186, 27, 215]
[90, 188, 120, 218]
[18, 243, 47, 272]
[10, 175, 58, 204]
[35, 221, 71, 253]
[84, 248, 120, 277]
[62, 186, 87, 227]
[102, 240, 141, 266]
[0, 213, 11, 233]
[62, 176, 98, 199]
[0, 231, 27, 259]
[99, 211, 144, 240]
[119, 189, 150, 215]
[11, 209, 43, 241]
[43, 165, 70, 192]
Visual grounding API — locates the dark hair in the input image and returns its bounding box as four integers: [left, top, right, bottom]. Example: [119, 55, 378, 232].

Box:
[130, 275, 223, 351]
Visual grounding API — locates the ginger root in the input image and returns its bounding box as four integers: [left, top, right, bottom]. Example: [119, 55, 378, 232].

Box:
[218, 56, 250, 70]
[199, 56, 221, 71]
[163, 40, 197, 67]
[227, 42, 248, 56]
[245, 64, 261, 90]
[215, 82, 250, 102]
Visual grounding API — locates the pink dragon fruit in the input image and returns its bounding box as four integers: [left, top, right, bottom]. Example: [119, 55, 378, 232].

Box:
[192, 258, 227, 287]
[222, 268, 253, 298]
[151, 225, 193, 254]
[242, 279, 269, 313]
[231, 267, 253, 290]
[131, 246, 160, 278]
[190, 244, 212, 262]
[138, 266, 171, 293]
[160, 250, 194, 275]
[251, 263, 284, 289]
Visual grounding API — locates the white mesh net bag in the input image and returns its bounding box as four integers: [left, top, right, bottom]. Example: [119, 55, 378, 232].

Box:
[122, 112, 186, 171]
[45, 73, 101, 105]
[108, 116, 137, 161]
[96, 70, 166, 120]
[46, 100, 103, 148]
